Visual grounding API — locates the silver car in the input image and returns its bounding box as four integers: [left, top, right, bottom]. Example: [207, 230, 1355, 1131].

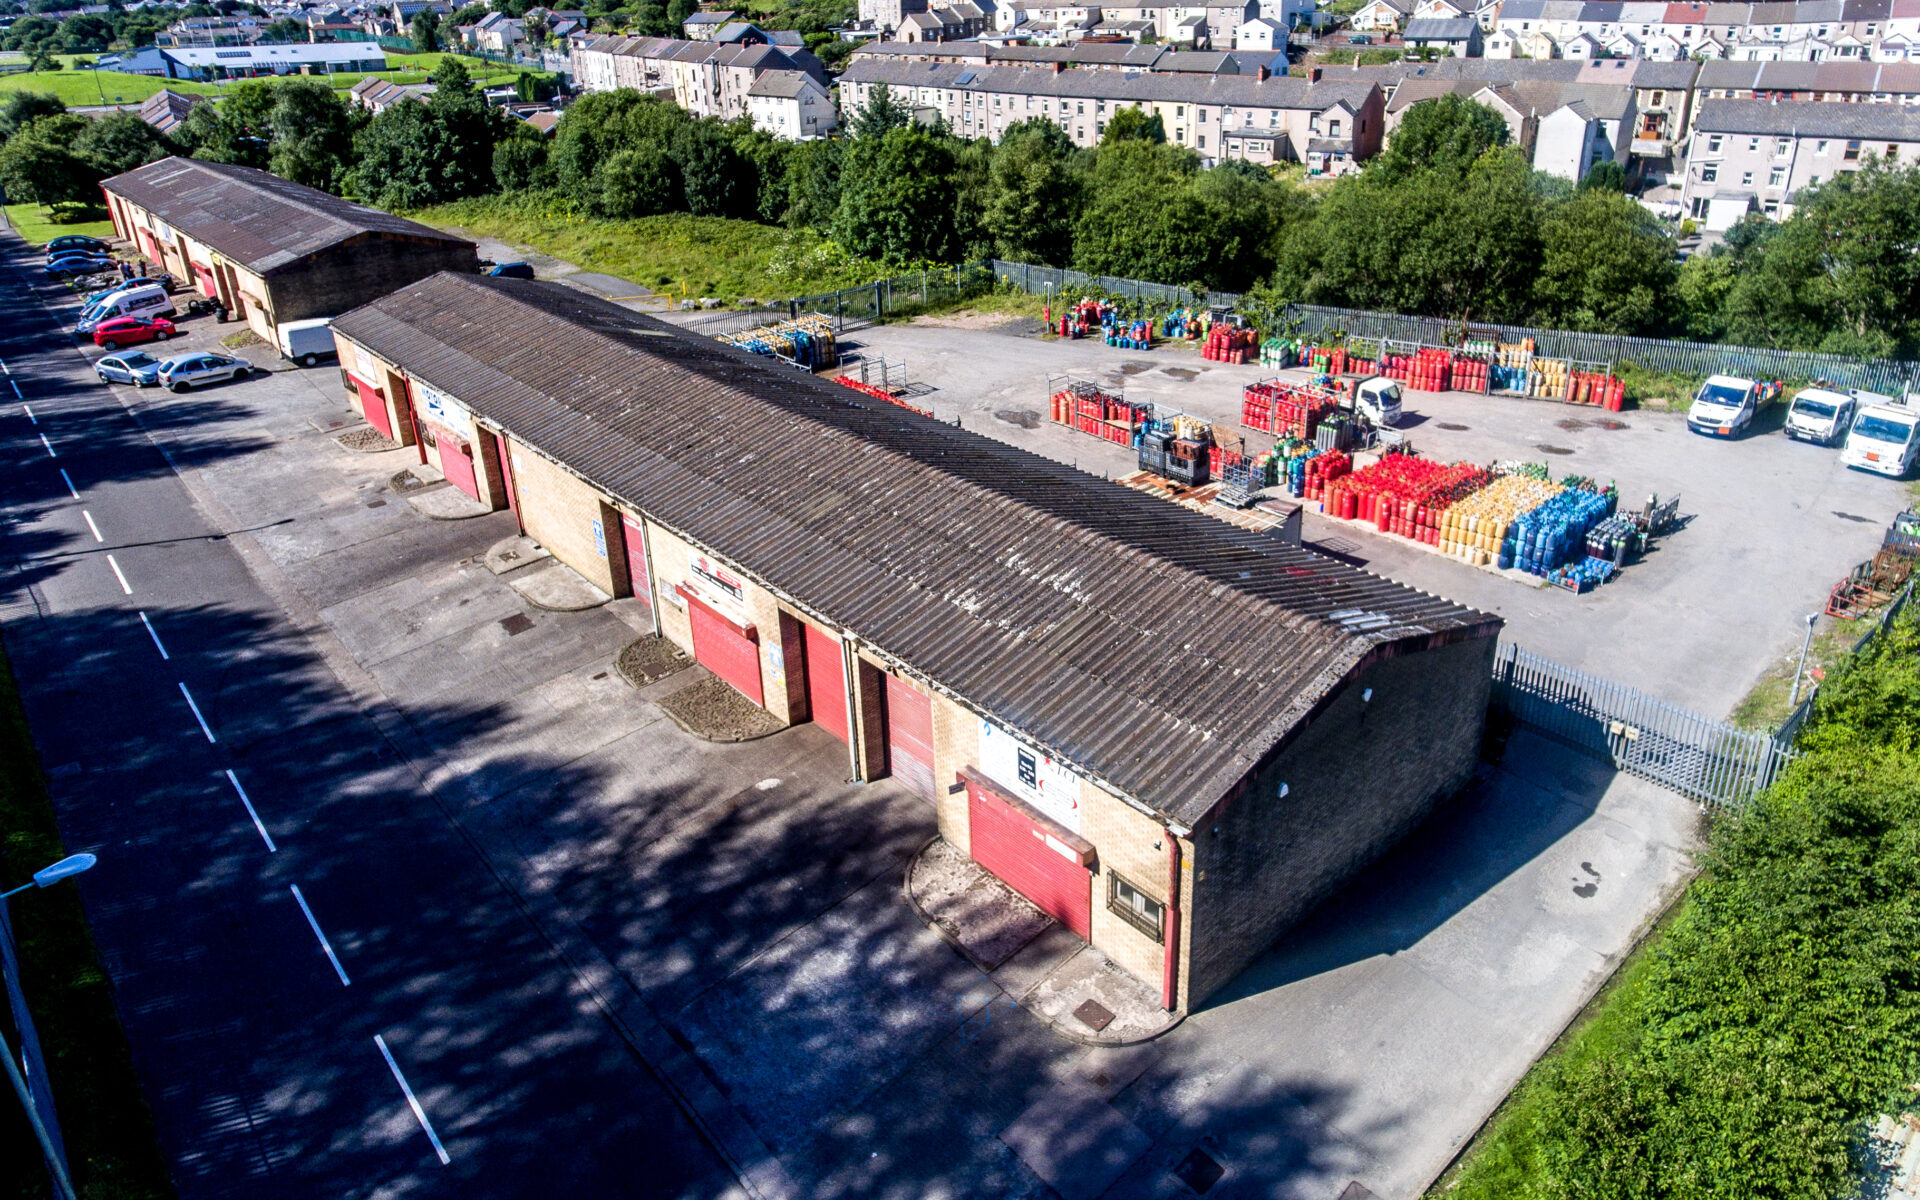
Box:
[158, 352, 251, 393]
[96, 351, 164, 387]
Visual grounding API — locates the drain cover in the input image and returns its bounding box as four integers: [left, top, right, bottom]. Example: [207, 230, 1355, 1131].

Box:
[1172, 1147, 1225, 1193]
[365, 498, 387, 508]
[500, 613, 535, 636]
[1072, 999, 1115, 1032]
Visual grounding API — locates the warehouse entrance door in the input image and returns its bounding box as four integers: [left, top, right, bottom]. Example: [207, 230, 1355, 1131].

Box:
[803, 623, 848, 743]
[492, 432, 519, 528]
[440, 436, 479, 500]
[680, 586, 763, 706]
[964, 770, 1092, 939]
[886, 676, 935, 801]
[620, 515, 649, 605]
[354, 378, 392, 440]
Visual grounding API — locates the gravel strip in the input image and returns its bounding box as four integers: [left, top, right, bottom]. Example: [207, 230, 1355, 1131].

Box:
[335, 427, 398, 453]
[656, 675, 784, 742]
[616, 635, 693, 688]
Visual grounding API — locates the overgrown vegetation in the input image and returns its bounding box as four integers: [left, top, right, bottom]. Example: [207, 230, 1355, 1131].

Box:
[1439, 610, 1920, 1200]
[0, 645, 171, 1200]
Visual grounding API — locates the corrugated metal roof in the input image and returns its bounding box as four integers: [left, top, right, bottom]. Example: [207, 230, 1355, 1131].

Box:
[332, 274, 1501, 827]
[100, 157, 473, 277]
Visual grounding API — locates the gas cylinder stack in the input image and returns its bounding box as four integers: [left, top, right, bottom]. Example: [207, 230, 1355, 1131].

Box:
[1242, 379, 1339, 437]
[1204, 325, 1258, 363]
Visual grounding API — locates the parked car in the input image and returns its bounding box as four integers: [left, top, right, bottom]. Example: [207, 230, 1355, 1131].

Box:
[1783, 387, 1856, 446]
[95, 350, 164, 387]
[93, 315, 176, 350]
[158, 352, 251, 392]
[46, 234, 108, 255]
[485, 262, 535, 279]
[83, 274, 174, 299]
[45, 254, 114, 279]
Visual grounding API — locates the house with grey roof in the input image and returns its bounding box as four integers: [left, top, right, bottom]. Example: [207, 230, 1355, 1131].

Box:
[1681, 96, 1920, 226]
[747, 68, 839, 138]
[1402, 15, 1483, 53]
[838, 58, 1384, 167]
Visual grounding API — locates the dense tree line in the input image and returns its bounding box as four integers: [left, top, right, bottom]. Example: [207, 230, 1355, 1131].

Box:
[0, 1, 262, 57]
[1458, 611, 1920, 1200]
[0, 59, 517, 212]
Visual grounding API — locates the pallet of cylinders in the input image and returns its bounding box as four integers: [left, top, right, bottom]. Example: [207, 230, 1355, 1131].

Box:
[1243, 379, 1339, 437]
[1510, 484, 1618, 576]
[1047, 374, 1147, 446]
[1259, 337, 1302, 369]
[1437, 475, 1566, 567]
[1204, 324, 1259, 363]
[719, 314, 838, 370]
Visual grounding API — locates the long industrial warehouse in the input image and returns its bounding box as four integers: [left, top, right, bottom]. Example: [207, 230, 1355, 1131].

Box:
[330, 273, 1503, 1009]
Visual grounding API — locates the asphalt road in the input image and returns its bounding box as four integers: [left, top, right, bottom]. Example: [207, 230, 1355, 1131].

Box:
[0, 244, 741, 1196]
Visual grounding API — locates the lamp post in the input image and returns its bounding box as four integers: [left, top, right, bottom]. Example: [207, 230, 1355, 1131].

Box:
[1787, 612, 1819, 709]
[1, 852, 97, 1200]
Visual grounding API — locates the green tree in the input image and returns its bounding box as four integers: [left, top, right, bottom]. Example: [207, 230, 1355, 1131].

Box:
[670, 119, 750, 216]
[266, 78, 357, 192]
[25, 47, 57, 70]
[851, 82, 908, 140]
[173, 78, 274, 168]
[1672, 247, 1737, 341]
[1375, 93, 1509, 180]
[1071, 141, 1216, 286]
[1579, 159, 1627, 192]
[665, 0, 696, 28]
[261, 15, 304, 41]
[347, 61, 505, 208]
[831, 124, 961, 263]
[592, 143, 680, 216]
[782, 135, 842, 231]
[0, 113, 101, 206]
[492, 131, 552, 190]
[1098, 105, 1164, 144]
[0, 91, 64, 142]
[411, 9, 441, 51]
[72, 110, 172, 176]
[1530, 187, 1676, 334]
[982, 117, 1081, 265]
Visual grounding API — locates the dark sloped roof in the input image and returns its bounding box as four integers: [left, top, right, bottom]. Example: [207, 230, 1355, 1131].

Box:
[839, 58, 1380, 110]
[332, 275, 1499, 827]
[1404, 16, 1479, 37]
[101, 157, 472, 277]
[1694, 97, 1920, 138]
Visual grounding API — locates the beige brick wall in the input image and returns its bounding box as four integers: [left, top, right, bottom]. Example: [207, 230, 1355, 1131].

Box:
[506, 443, 621, 596]
[930, 689, 981, 855]
[329, 335, 417, 448]
[1081, 781, 1187, 1003]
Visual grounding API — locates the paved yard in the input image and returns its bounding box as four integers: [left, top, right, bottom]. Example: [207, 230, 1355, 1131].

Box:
[844, 318, 1903, 719]
[48, 299, 1747, 1199]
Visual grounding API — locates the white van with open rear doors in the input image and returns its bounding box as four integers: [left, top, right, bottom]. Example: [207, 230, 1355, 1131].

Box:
[276, 317, 338, 368]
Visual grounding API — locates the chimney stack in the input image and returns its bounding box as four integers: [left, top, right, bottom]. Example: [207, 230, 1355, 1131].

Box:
[1054, 58, 1065, 72]
[1306, 65, 1318, 82]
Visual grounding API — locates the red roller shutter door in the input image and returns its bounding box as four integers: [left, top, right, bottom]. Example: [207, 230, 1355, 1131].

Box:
[886, 676, 935, 801]
[803, 623, 848, 743]
[439, 436, 479, 500]
[966, 773, 1092, 940]
[679, 586, 763, 706]
[620, 515, 649, 604]
[354, 378, 392, 439]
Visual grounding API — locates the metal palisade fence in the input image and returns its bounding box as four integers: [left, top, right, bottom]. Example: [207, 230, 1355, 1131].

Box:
[984, 259, 1920, 394]
[1773, 580, 1916, 747]
[1491, 643, 1796, 809]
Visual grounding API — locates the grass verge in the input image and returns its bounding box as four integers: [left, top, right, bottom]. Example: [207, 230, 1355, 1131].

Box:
[2, 205, 116, 248]
[1426, 894, 1685, 1199]
[1729, 610, 1875, 731]
[0, 643, 172, 1200]
[0, 53, 523, 107]
[408, 193, 878, 302]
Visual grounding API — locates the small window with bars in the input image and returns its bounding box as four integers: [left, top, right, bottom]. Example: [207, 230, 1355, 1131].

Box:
[1107, 873, 1165, 941]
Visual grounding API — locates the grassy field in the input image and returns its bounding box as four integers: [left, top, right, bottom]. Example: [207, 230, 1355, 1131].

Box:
[2, 204, 117, 247]
[0, 645, 172, 1200]
[410, 193, 883, 301]
[0, 51, 526, 107]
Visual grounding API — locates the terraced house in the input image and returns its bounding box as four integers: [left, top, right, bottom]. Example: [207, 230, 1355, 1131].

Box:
[327, 272, 1503, 1010]
[836, 59, 1384, 171]
[569, 33, 830, 131]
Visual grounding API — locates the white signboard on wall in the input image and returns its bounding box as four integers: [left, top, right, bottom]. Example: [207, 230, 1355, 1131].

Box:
[415, 381, 476, 442]
[979, 720, 1082, 833]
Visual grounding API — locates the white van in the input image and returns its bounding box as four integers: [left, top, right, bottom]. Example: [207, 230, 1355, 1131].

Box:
[1784, 387, 1856, 446]
[1842, 404, 1920, 477]
[276, 317, 338, 368]
[76, 284, 175, 335]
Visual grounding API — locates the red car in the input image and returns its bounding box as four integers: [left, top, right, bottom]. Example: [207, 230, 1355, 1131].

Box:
[93, 316, 176, 351]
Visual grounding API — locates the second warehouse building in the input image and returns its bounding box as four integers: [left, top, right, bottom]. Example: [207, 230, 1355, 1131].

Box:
[331, 273, 1504, 1011]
